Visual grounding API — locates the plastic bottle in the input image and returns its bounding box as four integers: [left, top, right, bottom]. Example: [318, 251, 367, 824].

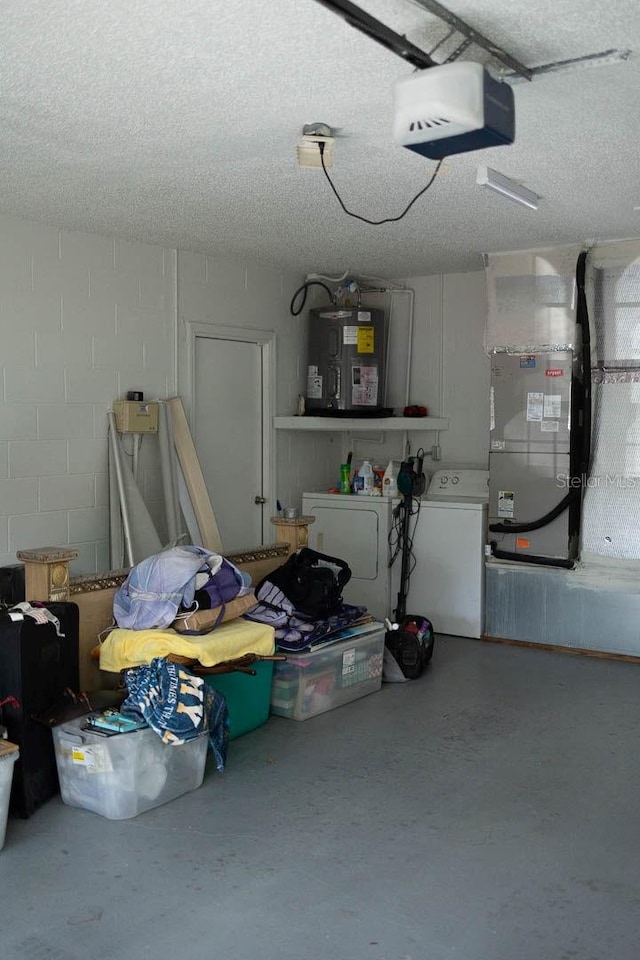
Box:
[358, 460, 374, 495]
[382, 460, 398, 498]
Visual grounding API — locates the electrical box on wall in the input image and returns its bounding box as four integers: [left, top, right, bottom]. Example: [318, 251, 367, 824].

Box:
[112, 400, 159, 434]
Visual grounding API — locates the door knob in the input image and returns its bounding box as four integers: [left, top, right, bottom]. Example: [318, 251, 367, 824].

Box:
[254, 495, 267, 505]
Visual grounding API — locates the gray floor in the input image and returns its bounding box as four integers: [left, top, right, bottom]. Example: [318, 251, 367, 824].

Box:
[3, 636, 640, 960]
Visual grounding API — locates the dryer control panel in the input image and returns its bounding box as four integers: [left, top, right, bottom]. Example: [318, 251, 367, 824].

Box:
[427, 469, 489, 502]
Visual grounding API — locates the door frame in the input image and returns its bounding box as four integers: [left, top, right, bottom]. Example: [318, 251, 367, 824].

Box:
[188, 323, 276, 545]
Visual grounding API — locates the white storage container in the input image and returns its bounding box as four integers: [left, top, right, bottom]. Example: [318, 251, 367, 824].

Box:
[0, 741, 19, 850]
[52, 717, 208, 820]
[270, 623, 385, 721]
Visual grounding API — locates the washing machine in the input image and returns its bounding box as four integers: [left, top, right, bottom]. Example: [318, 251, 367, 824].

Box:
[301, 492, 393, 621]
[393, 469, 489, 638]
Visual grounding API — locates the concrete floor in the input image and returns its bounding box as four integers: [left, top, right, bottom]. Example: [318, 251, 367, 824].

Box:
[3, 636, 640, 960]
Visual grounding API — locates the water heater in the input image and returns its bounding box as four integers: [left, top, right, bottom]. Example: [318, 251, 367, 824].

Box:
[305, 307, 388, 415]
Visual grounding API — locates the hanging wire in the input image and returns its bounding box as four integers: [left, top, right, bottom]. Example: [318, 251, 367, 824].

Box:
[319, 142, 444, 226]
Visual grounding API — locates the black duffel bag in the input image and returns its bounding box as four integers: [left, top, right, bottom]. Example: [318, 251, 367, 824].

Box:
[258, 547, 351, 620]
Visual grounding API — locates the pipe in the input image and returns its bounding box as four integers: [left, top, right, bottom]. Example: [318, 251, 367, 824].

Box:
[132, 433, 140, 483]
[157, 400, 179, 542]
[490, 544, 574, 570]
[107, 412, 134, 567]
[490, 489, 579, 534]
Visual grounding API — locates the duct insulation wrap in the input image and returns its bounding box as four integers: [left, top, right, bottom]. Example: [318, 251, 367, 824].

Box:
[484, 246, 583, 354]
[581, 242, 640, 560]
[305, 307, 388, 414]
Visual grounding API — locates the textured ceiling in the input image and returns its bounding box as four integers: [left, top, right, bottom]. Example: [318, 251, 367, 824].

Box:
[1, 0, 640, 277]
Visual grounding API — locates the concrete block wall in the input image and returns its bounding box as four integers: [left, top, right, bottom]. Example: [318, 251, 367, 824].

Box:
[176, 251, 339, 516]
[0, 209, 488, 577]
[0, 213, 175, 575]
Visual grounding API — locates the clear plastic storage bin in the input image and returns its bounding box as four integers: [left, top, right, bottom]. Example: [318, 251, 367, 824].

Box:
[52, 716, 208, 820]
[270, 623, 385, 721]
[0, 741, 19, 850]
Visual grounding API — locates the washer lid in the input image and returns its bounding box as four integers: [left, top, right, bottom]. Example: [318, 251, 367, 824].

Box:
[426, 469, 489, 503]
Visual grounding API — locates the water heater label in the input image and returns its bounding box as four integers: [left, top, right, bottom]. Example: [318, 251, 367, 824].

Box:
[541, 420, 559, 432]
[498, 490, 515, 518]
[357, 311, 371, 322]
[526, 392, 543, 421]
[307, 368, 322, 399]
[343, 325, 358, 345]
[352, 365, 378, 405]
[357, 327, 375, 353]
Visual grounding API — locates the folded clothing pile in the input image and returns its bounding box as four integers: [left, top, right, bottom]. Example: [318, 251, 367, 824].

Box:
[114, 544, 255, 633]
[100, 546, 276, 762]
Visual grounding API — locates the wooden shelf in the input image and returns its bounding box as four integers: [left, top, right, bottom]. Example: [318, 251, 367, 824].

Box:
[273, 416, 448, 432]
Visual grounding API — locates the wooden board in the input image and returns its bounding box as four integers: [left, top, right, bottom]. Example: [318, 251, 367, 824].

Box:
[482, 634, 640, 664]
[167, 396, 223, 552]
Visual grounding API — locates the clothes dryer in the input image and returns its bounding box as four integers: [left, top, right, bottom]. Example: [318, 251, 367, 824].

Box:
[301, 493, 393, 621]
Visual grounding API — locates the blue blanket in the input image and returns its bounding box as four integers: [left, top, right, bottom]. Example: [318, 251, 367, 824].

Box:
[121, 657, 228, 771]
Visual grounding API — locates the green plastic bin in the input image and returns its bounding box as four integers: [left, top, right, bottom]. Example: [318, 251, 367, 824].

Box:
[205, 660, 274, 740]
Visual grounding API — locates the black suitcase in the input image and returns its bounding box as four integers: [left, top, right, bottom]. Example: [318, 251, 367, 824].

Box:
[0, 602, 79, 817]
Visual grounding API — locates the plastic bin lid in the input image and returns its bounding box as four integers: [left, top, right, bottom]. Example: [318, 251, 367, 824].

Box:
[0, 741, 19, 761]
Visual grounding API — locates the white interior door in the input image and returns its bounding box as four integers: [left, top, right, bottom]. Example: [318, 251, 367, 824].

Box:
[193, 331, 270, 553]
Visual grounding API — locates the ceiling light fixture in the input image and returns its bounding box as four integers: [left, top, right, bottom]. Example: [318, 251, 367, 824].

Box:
[476, 165, 540, 210]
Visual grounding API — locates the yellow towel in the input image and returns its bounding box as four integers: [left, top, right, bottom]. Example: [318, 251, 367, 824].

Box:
[99, 618, 275, 673]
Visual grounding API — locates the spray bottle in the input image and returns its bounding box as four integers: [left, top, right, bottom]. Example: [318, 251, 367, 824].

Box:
[382, 460, 398, 497]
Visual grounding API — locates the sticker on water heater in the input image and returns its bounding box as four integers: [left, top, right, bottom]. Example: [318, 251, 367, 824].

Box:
[526, 392, 544, 422]
[544, 394, 562, 418]
[357, 311, 371, 322]
[343, 325, 358, 345]
[352, 365, 378, 406]
[540, 420, 559, 432]
[357, 326, 375, 353]
[498, 490, 515, 518]
[520, 355, 536, 368]
[307, 373, 322, 399]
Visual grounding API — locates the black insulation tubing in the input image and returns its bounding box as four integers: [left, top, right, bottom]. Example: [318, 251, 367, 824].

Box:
[290, 281, 335, 316]
[576, 250, 592, 477]
[489, 488, 580, 534]
[490, 544, 575, 570]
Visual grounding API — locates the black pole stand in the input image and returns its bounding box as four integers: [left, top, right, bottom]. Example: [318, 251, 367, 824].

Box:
[393, 493, 412, 623]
